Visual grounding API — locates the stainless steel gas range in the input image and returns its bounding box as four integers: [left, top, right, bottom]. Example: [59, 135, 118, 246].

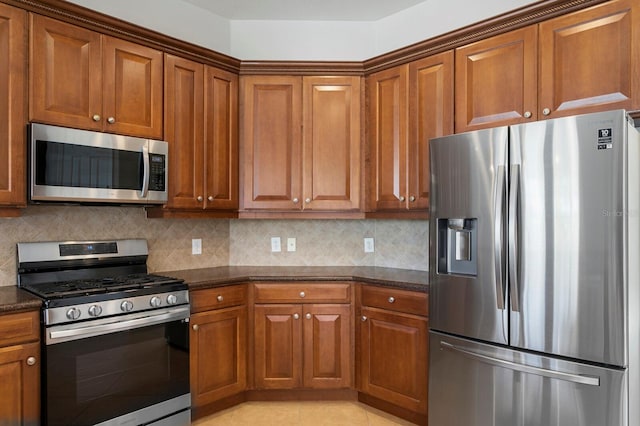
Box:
[17, 239, 191, 426]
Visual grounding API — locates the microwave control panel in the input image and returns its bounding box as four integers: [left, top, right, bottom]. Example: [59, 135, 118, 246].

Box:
[149, 154, 166, 191]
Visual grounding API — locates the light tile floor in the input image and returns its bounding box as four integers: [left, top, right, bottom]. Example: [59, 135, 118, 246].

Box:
[192, 401, 417, 426]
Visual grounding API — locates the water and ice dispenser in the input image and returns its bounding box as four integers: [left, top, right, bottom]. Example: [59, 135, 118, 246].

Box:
[437, 218, 478, 276]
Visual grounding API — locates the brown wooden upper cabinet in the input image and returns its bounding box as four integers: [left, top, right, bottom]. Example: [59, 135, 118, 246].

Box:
[240, 75, 361, 212]
[29, 14, 163, 139]
[455, 0, 639, 132]
[367, 51, 453, 214]
[0, 3, 26, 214]
[164, 54, 238, 212]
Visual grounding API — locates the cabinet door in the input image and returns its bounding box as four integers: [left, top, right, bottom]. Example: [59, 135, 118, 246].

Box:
[303, 304, 352, 388]
[103, 36, 163, 138]
[302, 76, 361, 211]
[29, 14, 102, 130]
[368, 65, 408, 211]
[164, 54, 204, 209]
[254, 304, 302, 389]
[190, 305, 247, 407]
[408, 51, 454, 211]
[204, 66, 239, 210]
[241, 76, 302, 210]
[455, 25, 538, 132]
[539, 0, 639, 119]
[0, 4, 26, 209]
[359, 307, 428, 414]
[0, 342, 40, 425]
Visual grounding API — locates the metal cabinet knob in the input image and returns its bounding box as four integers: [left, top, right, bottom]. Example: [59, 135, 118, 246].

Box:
[388, 296, 396, 304]
[305, 198, 311, 204]
[192, 324, 199, 331]
[293, 313, 300, 320]
[524, 111, 532, 118]
[197, 196, 203, 202]
[361, 315, 367, 322]
[305, 313, 312, 320]
[107, 117, 116, 124]
[217, 295, 224, 302]
[399, 196, 405, 202]
[293, 198, 299, 204]
[26, 357, 36, 366]
[208, 196, 214, 201]
[92, 114, 101, 122]
[409, 195, 416, 202]
[542, 108, 551, 116]
[299, 291, 305, 298]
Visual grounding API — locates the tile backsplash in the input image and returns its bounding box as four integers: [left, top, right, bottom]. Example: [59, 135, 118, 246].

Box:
[0, 205, 428, 286]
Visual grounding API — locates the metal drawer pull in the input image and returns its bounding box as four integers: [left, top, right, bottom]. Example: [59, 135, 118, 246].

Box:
[217, 295, 224, 302]
[388, 296, 395, 303]
[440, 341, 600, 386]
[305, 313, 312, 320]
[107, 116, 116, 124]
[293, 313, 300, 320]
[299, 291, 305, 298]
[361, 316, 367, 322]
[92, 114, 101, 122]
[192, 324, 199, 331]
[26, 356, 36, 366]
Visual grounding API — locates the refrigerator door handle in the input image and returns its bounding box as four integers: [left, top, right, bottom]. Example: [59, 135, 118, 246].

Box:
[494, 165, 506, 310]
[440, 341, 601, 386]
[508, 164, 521, 312]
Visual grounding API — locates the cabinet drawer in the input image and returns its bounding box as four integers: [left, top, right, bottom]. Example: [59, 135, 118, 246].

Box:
[253, 282, 351, 303]
[191, 284, 248, 313]
[361, 285, 428, 317]
[0, 310, 40, 347]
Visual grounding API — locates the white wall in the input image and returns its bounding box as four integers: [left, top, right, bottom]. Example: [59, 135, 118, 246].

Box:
[66, 0, 231, 54]
[67, 0, 537, 60]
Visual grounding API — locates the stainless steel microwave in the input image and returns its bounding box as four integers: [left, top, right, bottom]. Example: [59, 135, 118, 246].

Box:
[29, 123, 168, 205]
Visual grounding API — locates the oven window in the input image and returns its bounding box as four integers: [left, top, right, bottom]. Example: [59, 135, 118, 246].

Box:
[43, 319, 189, 426]
[35, 140, 143, 190]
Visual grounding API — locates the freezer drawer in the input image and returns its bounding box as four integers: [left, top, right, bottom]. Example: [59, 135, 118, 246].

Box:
[429, 332, 627, 426]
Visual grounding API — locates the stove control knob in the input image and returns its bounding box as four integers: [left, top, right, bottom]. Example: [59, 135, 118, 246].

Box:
[120, 300, 134, 312]
[166, 294, 178, 305]
[66, 307, 81, 320]
[88, 305, 103, 317]
[150, 296, 162, 308]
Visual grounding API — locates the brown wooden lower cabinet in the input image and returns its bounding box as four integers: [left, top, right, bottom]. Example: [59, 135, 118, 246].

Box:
[253, 303, 352, 390]
[190, 286, 248, 415]
[0, 311, 40, 424]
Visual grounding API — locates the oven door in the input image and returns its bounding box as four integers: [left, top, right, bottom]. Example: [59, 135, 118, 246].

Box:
[43, 307, 190, 426]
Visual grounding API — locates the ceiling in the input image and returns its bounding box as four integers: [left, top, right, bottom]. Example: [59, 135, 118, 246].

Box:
[179, 0, 428, 21]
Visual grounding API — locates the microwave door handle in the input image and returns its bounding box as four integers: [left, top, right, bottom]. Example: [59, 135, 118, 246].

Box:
[141, 144, 150, 198]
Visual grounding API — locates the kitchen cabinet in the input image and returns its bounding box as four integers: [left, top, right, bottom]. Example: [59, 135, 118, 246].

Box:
[455, 0, 639, 132]
[30, 14, 163, 139]
[0, 3, 26, 215]
[240, 76, 361, 214]
[0, 310, 40, 425]
[367, 51, 453, 215]
[253, 282, 352, 389]
[357, 285, 428, 424]
[162, 54, 238, 213]
[190, 285, 247, 414]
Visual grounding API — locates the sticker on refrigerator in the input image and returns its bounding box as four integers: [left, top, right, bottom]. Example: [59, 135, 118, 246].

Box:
[597, 128, 613, 150]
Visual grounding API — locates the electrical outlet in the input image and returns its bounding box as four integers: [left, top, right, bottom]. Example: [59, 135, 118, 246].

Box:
[192, 238, 202, 255]
[287, 237, 296, 252]
[364, 237, 375, 253]
[271, 237, 281, 252]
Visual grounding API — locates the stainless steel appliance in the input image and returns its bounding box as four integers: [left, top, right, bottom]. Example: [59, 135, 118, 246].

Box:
[29, 123, 168, 205]
[429, 109, 640, 426]
[17, 239, 191, 426]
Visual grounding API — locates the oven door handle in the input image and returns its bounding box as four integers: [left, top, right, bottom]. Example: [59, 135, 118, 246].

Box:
[46, 306, 190, 345]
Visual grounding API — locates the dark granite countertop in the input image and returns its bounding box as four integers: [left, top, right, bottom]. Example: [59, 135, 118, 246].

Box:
[0, 287, 43, 314]
[158, 266, 429, 293]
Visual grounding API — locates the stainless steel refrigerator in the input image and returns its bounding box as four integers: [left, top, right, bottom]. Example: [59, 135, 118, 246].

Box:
[428, 109, 640, 426]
